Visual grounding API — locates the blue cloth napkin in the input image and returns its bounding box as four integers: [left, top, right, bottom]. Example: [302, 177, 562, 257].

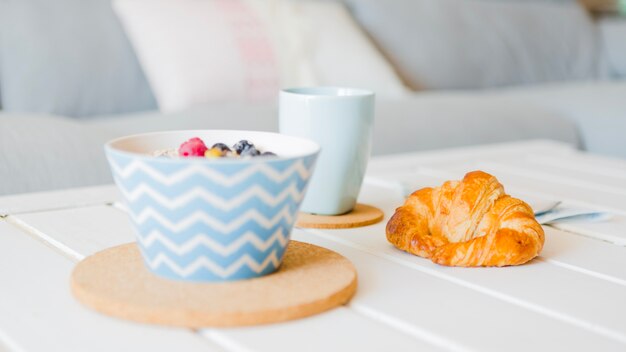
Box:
[534, 205, 612, 225]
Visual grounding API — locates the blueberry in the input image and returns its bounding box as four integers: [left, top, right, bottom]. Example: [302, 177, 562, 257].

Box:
[239, 146, 261, 157]
[261, 151, 276, 157]
[233, 140, 254, 154]
[211, 143, 231, 152]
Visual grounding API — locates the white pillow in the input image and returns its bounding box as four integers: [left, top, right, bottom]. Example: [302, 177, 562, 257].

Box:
[113, 0, 407, 112]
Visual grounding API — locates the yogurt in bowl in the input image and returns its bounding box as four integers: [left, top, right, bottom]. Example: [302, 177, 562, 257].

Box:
[105, 130, 320, 282]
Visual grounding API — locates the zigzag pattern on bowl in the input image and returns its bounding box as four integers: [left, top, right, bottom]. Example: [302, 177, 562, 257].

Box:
[108, 153, 316, 281]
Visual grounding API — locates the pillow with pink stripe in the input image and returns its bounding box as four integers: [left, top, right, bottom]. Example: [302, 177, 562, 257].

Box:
[113, 0, 406, 112]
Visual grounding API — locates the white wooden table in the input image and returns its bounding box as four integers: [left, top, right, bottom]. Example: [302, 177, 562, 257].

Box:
[2, 140, 626, 352]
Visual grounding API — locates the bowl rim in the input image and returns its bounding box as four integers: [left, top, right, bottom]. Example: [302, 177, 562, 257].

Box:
[104, 129, 320, 164]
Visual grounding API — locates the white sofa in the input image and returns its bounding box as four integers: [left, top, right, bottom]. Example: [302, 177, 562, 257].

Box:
[5, 80, 626, 195]
[1, 0, 626, 196]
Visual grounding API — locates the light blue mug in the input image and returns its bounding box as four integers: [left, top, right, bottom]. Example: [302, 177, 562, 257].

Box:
[279, 87, 375, 215]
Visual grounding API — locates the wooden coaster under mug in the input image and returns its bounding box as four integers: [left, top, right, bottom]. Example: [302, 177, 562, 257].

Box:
[71, 241, 357, 328]
[296, 203, 384, 229]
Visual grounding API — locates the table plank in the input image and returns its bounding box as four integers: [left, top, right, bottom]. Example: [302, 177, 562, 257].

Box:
[518, 156, 626, 189]
[529, 153, 626, 175]
[0, 221, 220, 352]
[9, 204, 441, 352]
[397, 151, 626, 194]
[363, 176, 626, 282]
[469, 160, 626, 198]
[202, 308, 441, 352]
[0, 331, 17, 352]
[0, 185, 119, 217]
[307, 224, 626, 343]
[368, 140, 575, 175]
[419, 162, 626, 214]
[549, 217, 626, 246]
[13, 187, 626, 350]
[367, 168, 626, 246]
[8, 205, 135, 261]
[6, 140, 625, 351]
[412, 156, 626, 245]
[292, 230, 626, 351]
[540, 227, 626, 285]
[322, 184, 626, 342]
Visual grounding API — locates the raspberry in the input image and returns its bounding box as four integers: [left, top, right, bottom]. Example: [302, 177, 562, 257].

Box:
[178, 137, 208, 157]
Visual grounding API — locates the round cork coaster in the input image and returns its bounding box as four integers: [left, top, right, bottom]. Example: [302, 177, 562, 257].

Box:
[296, 203, 384, 229]
[70, 241, 357, 328]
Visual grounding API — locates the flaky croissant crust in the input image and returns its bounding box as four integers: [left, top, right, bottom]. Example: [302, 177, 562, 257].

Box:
[386, 171, 544, 267]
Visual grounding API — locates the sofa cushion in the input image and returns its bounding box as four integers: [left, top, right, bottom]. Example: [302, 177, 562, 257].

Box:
[0, 114, 114, 195]
[345, 0, 604, 90]
[599, 17, 626, 78]
[369, 95, 582, 155]
[0, 0, 156, 118]
[0, 92, 585, 195]
[492, 81, 626, 159]
[89, 97, 582, 157]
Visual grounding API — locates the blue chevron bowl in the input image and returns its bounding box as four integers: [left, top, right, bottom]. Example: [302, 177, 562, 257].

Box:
[105, 130, 319, 282]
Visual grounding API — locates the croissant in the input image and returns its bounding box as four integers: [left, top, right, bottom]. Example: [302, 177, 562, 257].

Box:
[386, 171, 544, 267]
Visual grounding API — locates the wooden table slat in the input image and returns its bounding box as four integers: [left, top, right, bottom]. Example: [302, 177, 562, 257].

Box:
[5, 206, 441, 352]
[549, 218, 626, 246]
[12, 184, 626, 349]
[0, 221, 220, 352]
[306, 223, 626, 344]
[529, 153, 626, 175]
[4, 140, 626, 351]
[0, 185, 119, 217]
[540, 227, 626, 284]
[418, 163, 626, 214]
[366, 169, 626, 246]
[293, 230, 626, 351]
[8, 205, 136, 261]
[329, 185, 626, 341]
[478, 160, 626, 196]
[367, 140, 575, 174]
[202, 307, 442, 352]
